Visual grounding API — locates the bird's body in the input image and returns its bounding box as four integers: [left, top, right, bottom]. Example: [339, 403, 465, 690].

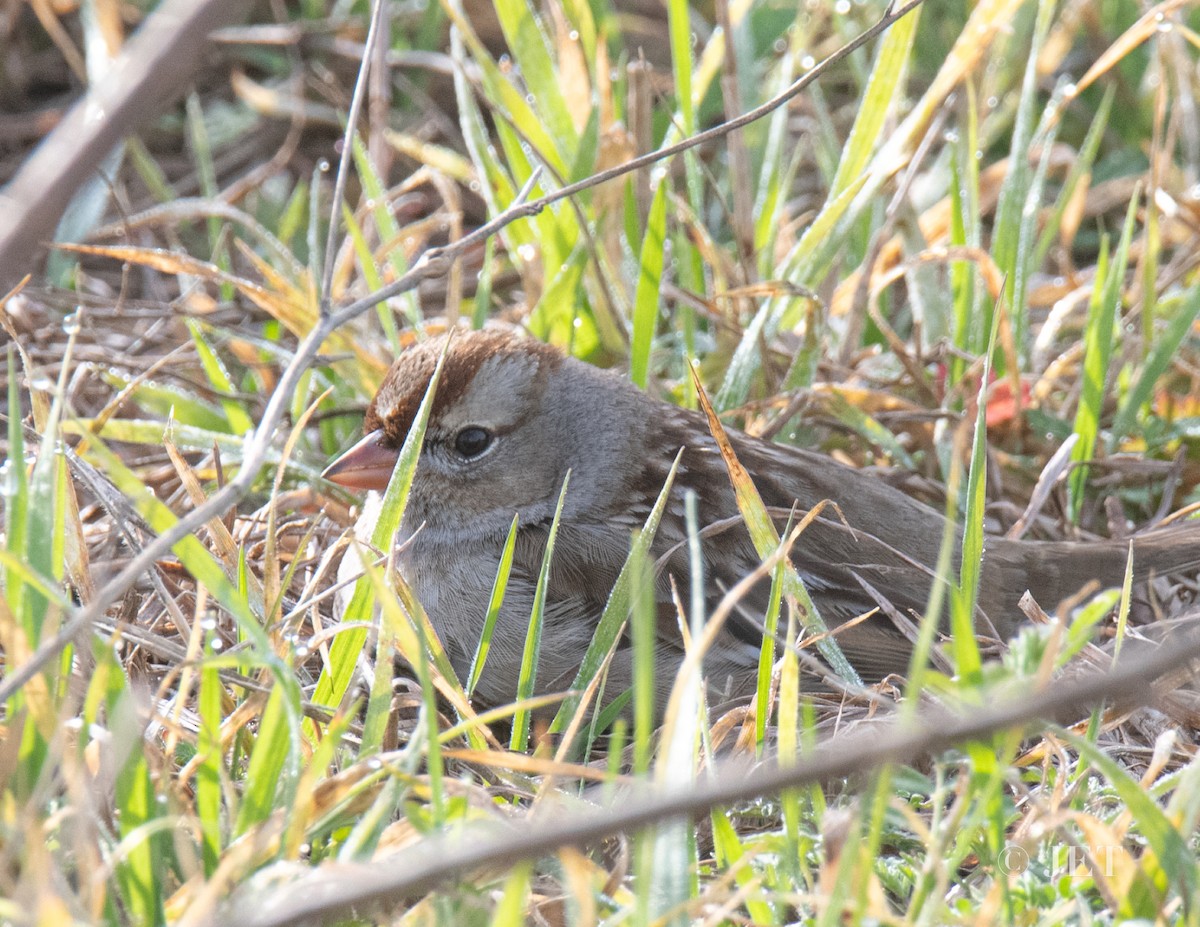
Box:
[325, 329, 1200, 710]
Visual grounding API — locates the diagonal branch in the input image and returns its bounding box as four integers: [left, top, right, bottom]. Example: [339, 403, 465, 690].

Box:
[0, 0, 248, 285]
[230, 622, 1200, 927]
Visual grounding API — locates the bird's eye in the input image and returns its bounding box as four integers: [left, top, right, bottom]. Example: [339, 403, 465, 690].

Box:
[453, 426, 492, 459]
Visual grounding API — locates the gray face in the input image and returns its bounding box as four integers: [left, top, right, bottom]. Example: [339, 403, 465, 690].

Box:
[364, 332, 574, 538]
[346, 328, 657, 547]
[410, 351, 572, 533]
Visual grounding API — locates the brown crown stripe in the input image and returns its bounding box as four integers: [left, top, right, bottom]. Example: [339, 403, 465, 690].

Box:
[365, 329, 564, 445]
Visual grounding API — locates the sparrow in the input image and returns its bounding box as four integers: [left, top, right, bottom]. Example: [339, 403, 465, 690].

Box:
[323, 328, 1200, 711]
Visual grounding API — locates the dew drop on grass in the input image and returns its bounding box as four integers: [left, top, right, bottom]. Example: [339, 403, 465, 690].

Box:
[62, 312, 81, 335]
[568, 30, 579, 41]
[800, 55, 815, 70]
[317, 159, 330, 172]
[834, 0, 850, 14]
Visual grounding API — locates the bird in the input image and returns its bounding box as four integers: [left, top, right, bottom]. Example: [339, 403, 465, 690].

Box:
[323, 327, 1200, 712]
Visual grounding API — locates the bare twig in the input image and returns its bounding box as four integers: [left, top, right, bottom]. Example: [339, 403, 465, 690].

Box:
[0, 0, 247, 285]
[231, 623, 1200, 927]
[318, 0, 386, 311]
[505, 0, 924, 222]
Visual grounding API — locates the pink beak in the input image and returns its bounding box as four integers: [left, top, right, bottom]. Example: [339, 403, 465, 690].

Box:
[322, 429, 399, 491]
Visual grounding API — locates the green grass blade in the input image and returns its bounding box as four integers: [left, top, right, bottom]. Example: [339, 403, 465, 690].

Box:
[694, 368, 859, 683]
[717, 173, 868, 411]
[467, 514, 520, 697]
[78, 435, 267, 627]
[4, 349, 29, 627]
[828, 4, 919, 200]
[711, 810, 776, 924]
[990, 0, 1055, 360]
[186, 319, 255, 435]
[443, 1, 568, 177]
[1069, 192, 1138, 520]
[311, 347, 445, 719]
[754, 555, 786, 752]
[196, 635, 223, 875]
[630, 527, 655, 775]
[948, 84, 983, 386]
[105, 652, 166, 926]
[548, 452, 682, 737]
[949, 314, 1000, 684]
[630, 177, 668, 389]
[490, 861, 533, 927]
[97, 371, 232, 435]
[1032, 85, 1114, 269]
[511, 474, 570, 753]
[490, 0, 576, 156]
[1111, 285, 1200, 445]
[352, 134, 415, 339]
[234, 682, 297, 835]
[1065, 730, 1197, 915]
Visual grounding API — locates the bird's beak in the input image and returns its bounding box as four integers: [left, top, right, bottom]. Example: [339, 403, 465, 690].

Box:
[322, 429, 399, 491]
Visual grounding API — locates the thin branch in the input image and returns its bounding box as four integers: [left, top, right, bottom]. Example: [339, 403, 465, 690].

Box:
[232, 623, 1200, 927]
[0, 0, 247, 286]
[319, 0, 387, 312]
[323, 0, 925, 326]
[500, 0, 924, 220]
